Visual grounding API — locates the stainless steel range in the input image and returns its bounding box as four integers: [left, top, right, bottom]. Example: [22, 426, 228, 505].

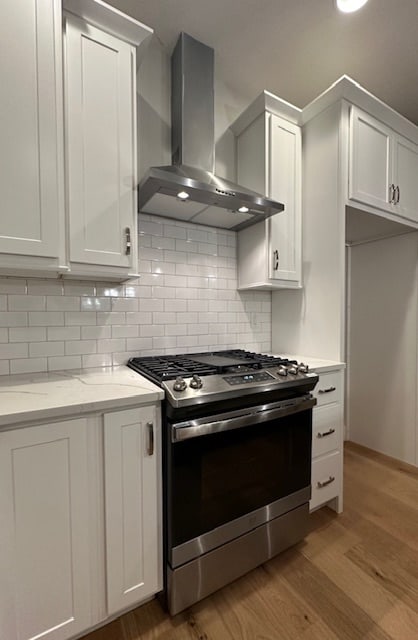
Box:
[128, 349, 318, 615]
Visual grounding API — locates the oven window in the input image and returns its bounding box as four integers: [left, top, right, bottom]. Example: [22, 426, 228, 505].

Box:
[169, 410, 312, 547]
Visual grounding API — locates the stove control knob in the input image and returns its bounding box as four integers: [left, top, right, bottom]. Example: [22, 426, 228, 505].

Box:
[189, 374, 203, 389]
[288, 366, 298, 375]
[299, 363, 309, 373]
[277, 366, 288, 377]
[173, 376, 187, 392]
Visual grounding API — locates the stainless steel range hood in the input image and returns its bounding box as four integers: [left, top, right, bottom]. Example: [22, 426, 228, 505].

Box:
[138, 33, 284, 232]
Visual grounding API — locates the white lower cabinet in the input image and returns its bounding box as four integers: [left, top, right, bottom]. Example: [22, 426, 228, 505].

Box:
[104, 406, 161, 615]
[0, 418, 92, 640]
[0, 404, 161, 640]
[310, 367, 344, 513]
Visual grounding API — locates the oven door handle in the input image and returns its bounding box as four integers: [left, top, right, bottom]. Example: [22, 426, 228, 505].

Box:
[171, 396, 316, 442]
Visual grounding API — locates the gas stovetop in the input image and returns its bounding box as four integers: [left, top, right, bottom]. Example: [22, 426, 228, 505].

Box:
[128, 349, 318, 409]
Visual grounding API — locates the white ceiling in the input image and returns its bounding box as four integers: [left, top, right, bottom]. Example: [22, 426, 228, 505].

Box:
[108, 0, 418, 125]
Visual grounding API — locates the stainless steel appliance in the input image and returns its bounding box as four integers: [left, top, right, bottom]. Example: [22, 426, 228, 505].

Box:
[137, 33, 284, 231]
[128, 349, 318, 615]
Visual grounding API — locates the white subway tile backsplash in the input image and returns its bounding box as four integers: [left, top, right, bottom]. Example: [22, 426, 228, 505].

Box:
[0, 215, 271, 375]
[81, 297, 111, 312]
[81, 325, 112, 340]
[9, 327, 46, 343]
[29, 341, 64, 358]
[0, 278, 26, 294]
[0, 343, 28, 359]
[48, 326, 81, 341]
[0, 360, 10, 374]
[48, 355, 82, 371]
[28, 280, 62, 295]
[65, 340, 97, 356]
[139, 325, 164, 338]
[47, 296, 81, 311]
[0, 312, 28, 327]
[111, 325, 138, 338]
[126, 312, 152, 325]
[82, 354, 113, 368]
[97, 338, 126, 353]
[65, 311, 96, 326]
[63, 282, 95, 296]
[9, 295, 46, 311]
[29, 311, 64, 326]
[96, 312, 126, 325]
[11, 358, 47, 374]
[111, 298, 139, 312]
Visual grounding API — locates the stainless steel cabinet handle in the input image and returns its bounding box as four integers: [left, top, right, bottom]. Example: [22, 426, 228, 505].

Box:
[125, 227, 131, 255]
[317, 476, 335, 489]
[146, 422, 154, 456]
[273, 249, 279, 271]
[317, 428, 336, 438]
[389, 183, 395, 204]
[318, 386, 336, 394]
[395, 185, 400, 204]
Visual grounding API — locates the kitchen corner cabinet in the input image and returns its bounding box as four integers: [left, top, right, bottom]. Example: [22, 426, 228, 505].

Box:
[310, 367, 344, 513]
[0, 404, 162, 640]
[0, 0, 65, 275]
[349, 105, 418, 223]
[63, 11, 142, 279]
[235, 107, 302, 290]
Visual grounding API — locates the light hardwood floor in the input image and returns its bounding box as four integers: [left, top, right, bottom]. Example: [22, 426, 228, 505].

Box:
[82, 443, 418, 640]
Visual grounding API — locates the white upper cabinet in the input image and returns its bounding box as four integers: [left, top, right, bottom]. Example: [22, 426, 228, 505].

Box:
[349, 105, 418, 223]
[64, 14, 140, 277]
[0, 0, 65, 273]
[234, 95, 302, 290]
[0, 0, 152, 280]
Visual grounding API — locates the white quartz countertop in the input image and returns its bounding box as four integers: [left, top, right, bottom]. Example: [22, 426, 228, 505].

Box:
[0, 367, 164, 428]
[269, 353, 345, 373]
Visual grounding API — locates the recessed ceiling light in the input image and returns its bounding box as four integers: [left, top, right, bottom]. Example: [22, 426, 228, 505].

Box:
[336, 0, 368, 13]
[238, 206, 249, 213]
[177, 191, 189, 200]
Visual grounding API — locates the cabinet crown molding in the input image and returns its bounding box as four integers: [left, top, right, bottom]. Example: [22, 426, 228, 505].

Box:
[63, 0, 153, 47]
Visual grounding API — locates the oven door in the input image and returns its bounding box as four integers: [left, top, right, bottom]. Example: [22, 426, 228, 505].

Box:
[166, 394, 315, 568]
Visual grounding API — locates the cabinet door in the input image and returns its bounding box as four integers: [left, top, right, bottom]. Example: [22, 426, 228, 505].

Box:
[268, 114, 301, 285]
[0, 0, 63, 259]
[104, 405, 161, 615]
[0, 419, 91, 640]
[349, 106, 392, 212]
[393, 135, 418, 222]
[64, 16, 135, 269]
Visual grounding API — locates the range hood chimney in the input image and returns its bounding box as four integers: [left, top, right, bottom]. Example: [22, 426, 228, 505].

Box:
[137, 33, 284, 231]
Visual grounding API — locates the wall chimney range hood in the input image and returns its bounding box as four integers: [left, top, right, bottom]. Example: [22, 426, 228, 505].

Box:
[137, 33, 284, 231]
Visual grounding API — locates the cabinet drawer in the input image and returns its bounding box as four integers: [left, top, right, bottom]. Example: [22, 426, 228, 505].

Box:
[312, 404, 341, 458]
[310, 451, 341, 511]
[312, 371, 343, 406]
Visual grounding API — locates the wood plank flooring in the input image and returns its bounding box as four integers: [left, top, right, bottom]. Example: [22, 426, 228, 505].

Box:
[82, 443, 418, 640]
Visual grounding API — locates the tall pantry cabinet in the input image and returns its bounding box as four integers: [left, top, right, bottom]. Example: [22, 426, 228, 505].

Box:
[270, 77, 418, 467]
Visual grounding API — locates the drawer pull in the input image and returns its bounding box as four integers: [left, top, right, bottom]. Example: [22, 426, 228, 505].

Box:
[317, 476, 335, 489]
[318, 386, 336, 394]
[317, 428, 336, 438]
[147, 422, 154, 456]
